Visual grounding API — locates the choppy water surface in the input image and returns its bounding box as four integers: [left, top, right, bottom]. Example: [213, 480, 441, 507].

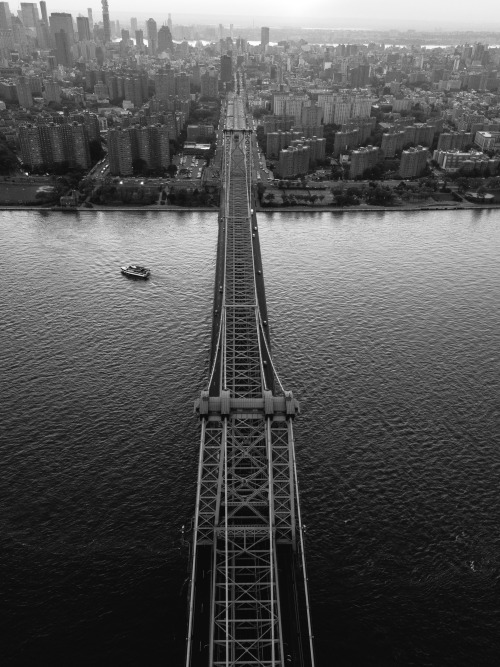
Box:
[1, 209, 500, 666]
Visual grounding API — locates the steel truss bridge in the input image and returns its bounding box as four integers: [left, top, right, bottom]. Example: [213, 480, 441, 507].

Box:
[186, 85, 315, 667]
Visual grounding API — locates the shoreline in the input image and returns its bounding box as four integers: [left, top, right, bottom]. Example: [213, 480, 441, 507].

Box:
[1, 203, 500, 213]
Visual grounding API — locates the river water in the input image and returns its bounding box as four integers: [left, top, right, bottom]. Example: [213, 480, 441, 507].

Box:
[1, 209, 500, 666]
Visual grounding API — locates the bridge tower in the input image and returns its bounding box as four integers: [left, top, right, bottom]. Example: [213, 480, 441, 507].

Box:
[186, 87, 314, 667]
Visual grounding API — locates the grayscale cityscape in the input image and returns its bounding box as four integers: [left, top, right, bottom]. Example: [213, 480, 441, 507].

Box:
[1, 2, 500, 666]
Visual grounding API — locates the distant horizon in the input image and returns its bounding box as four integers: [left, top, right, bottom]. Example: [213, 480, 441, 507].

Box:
[30, 3, 500, 33]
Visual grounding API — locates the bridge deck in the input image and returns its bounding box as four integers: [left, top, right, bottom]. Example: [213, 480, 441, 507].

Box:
[186, 88, 314, 667]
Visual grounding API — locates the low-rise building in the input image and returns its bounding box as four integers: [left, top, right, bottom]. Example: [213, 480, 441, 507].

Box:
[186, 124, 215, 141]
[433, 148, 499, 173]
[474, 130, 500, 151]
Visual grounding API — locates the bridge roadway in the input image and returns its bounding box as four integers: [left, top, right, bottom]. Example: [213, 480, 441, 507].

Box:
[186, 86, 315, 667]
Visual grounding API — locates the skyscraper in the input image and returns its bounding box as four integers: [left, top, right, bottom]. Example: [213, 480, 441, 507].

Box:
[20, 3, 40, 28]
[146, 18, 157, 55]
[54, 28, 73, 67]
[167, 13, 172, 32]
[135, 29, 143, 50]
[101, 0, 110, 43]
[261, 26, 269, 48]
[130, 17, 137, 34]
[12, 16, 29, 54]
[39, 1, 48, 24]
[0, 1, 11, 30]
[76, 16, 91, 42]
[157, 24, 173, 53]
[49, 13, 74, 42]
[87, 8, 93, 31]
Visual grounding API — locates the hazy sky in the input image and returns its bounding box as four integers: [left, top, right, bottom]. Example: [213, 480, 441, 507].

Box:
[39, 1, 500, 31]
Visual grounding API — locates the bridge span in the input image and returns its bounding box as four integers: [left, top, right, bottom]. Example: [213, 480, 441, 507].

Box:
[186, 87, 315, 667]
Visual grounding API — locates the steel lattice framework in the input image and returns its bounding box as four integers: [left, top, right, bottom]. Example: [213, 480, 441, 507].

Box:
[186, 88, 314, 667]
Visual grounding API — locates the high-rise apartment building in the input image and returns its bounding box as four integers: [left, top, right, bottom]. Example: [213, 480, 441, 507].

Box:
[287, 136, 325, 168]
[381, 130, 406, 157]
[19, 121, 91, 170]
[263, 116, 294, 135]
[350, 64, 370, 88]
[266, 130, 302, 158]
[44, 79, 61, 104]
[200, 68, 219, 98]
[68, 123, 91, 169]
[300, 104, 323, 127]
[19, 124, 43, 168]
[94, 81, 108, 99]
[278, 144, 309, 178]
[334, 128, 360, 157]
[437, 131, 471, 152]
[16, 76, 33, 107]
[108, 125, 170, 175]
[399, 146, 428, 178]
[123, 76, 143, 107]
[349, 145, 383, 178]
[220, 54, 232, 83]
[154, 70, 175, 100]
[317, 93, 335, 124]
[272, 93, 309, 123]
[175, 71, 191, 99]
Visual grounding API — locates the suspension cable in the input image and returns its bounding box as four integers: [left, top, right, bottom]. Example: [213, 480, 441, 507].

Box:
[258, 311, 286, 395]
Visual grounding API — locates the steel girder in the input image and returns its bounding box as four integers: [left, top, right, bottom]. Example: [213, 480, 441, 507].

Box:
[186, 93, 313, 667]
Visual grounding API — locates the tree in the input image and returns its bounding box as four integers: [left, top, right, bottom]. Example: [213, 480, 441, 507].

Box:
[166, 164, 178, 178]
[0, 141, 18, 174]
[132, 158, 149, 176]
[363, 163, 386, 180]
[252, 108, 267, 119]
[176, 188, 188, 205]
[89, 139, 105, 164]
[335, 187, 359, 207]
[365, 186, 395, 206]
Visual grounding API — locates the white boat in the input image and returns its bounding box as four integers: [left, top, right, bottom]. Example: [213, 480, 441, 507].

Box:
[121, 265, 150, 279]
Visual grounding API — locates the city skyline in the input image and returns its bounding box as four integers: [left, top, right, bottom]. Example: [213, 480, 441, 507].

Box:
[2, 2, 499, 31]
